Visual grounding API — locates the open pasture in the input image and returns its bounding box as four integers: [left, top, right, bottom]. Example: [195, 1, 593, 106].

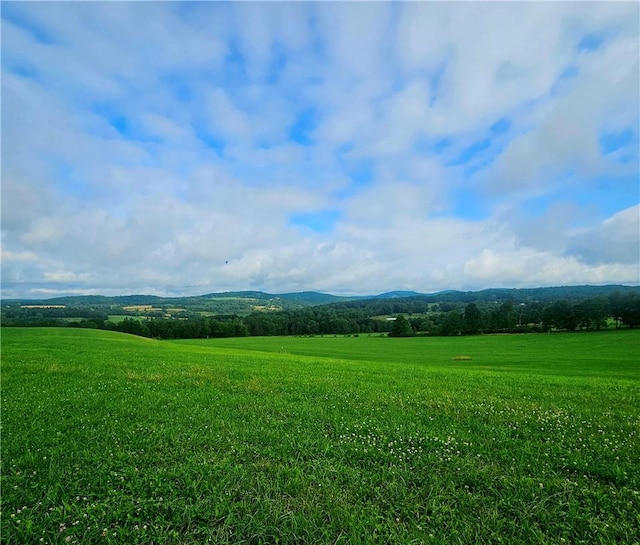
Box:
[2, 328, 639, 544]
[173, 331, 639, 378]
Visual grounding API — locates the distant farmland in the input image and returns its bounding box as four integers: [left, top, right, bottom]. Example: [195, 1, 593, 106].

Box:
[2, 328, 639, 544]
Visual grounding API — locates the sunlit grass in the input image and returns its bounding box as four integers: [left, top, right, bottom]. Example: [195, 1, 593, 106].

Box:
[2, 328, 639, 544]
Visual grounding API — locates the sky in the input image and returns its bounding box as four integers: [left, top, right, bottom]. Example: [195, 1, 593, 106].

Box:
[1, 1, 639, 299]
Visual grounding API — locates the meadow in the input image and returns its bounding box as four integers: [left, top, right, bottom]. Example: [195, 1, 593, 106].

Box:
[1, 328, 639, 544]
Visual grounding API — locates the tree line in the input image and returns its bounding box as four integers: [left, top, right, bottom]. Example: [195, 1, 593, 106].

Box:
[4, 290, 638, 340]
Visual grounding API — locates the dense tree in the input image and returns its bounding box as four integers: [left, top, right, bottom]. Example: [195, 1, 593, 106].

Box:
[5, 287, 640, 340]
[519, 302, 544, 326]
[543, 301, 579, 331]
[440, 311, 464, 336]
[609, 291, 640, 328]
[609, 292, 626, 328]
[116, 317, 150, 337]
[389, 315, 413, 337]
[486, 302, 517, 332]
[463, 303, 483, 334]
[577, 297, 608, 330]
[619, 292, 640, 328]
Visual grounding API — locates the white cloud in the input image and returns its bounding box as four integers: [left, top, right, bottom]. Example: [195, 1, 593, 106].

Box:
[486, 28, 639, 196]
[207, 88, 251, 142]
[21, 218, 65, 245]
[313, 2, 392, 83]
[397, 3, 573, 134]
[463, 247, 638, 289]
[368, 80, 432, 156]
[43, 270, 91, 283]
[1, 250, 39, 263]
[566, 205, 640, 266]
[1, 2, 638, 298]
[140, 113, 192, 143]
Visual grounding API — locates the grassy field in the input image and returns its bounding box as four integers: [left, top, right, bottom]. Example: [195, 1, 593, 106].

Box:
[107, 315, 153, 323]
[1, 328, 639, 544]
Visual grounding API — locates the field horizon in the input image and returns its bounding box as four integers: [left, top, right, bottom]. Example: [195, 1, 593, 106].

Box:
[2, 328, 639, 544]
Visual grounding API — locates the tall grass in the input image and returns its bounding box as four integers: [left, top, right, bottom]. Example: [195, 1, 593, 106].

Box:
[2, 328, 639, 544]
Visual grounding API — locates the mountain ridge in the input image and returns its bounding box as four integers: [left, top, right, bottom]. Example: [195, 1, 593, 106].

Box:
[4, 284, 638, 307]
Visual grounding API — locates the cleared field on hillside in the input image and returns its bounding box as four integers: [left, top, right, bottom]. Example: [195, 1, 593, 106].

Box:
[2, 328, 639, 544]
[174, 330, 640, 377]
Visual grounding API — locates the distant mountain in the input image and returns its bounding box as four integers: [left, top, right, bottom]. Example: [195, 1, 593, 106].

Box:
[278, 291, 356, 305]
[197, 290, 355, 306]
[374, 290, 425, 298]
[425, 285, 640, 303]
[3, 285, 637, 314]
[200, 291, 271, 299]
[20, 294, 166, 306]
[321, 285, 640, 312]
[2, 290, 360, 316]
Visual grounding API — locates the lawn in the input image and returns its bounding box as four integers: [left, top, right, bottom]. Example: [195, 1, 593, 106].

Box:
[2, 328, 639, 544]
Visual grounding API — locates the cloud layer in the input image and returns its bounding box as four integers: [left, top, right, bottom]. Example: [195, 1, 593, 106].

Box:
[2, 2, 638, 298]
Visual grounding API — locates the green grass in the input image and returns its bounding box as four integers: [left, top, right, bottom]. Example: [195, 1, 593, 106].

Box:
[172, 330, 640, 378]
[107, 315, 150, 323]
[2, 328, 639, 544]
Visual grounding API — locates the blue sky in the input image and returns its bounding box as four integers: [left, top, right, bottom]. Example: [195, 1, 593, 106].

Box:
[1, 2, 638, 298]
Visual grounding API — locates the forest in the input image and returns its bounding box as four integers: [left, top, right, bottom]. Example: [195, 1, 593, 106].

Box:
[3, 288, 639, 340]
